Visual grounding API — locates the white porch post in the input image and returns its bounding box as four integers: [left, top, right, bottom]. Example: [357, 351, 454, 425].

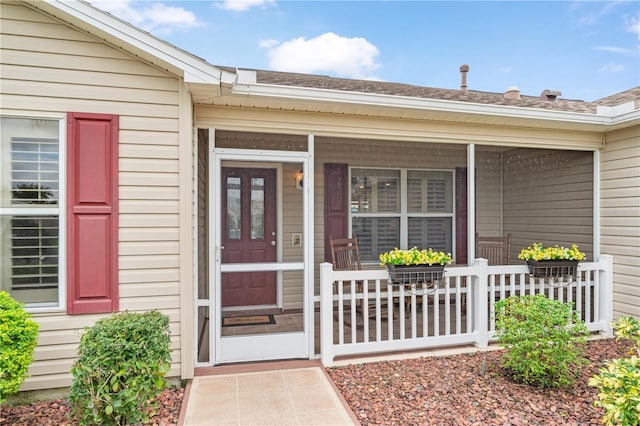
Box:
[467, 144, 476, 263]
[593, 150, 601, 261]
[473, 257, 488, 348]
[320, 262, 335, 367]
[306, 134, 315, 359]
[599, 254, 614, 337]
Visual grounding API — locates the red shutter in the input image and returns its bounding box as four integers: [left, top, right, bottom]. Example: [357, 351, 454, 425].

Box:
[324, 163, 349, 262]
[455, 167, 468, 265]
[67, 113, 119, 314]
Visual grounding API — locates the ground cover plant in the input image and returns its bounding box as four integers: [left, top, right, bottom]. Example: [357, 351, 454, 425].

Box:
[69, 310, 171, 425]
[589, 316, 640, 426]
[0, 291, 39, 403]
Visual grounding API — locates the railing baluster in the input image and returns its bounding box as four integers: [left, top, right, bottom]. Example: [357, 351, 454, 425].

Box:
[399, 285, 406, 340]
[489, 274, 496, 331]
[375, 279, 382, 342]
[387, 282, 394, 341]
[577, 272, 583, 322]
[337, 280, 344, 345]
[585, 272, 592, 324]
[455, 276, 461, 334]
[433, 287, 440, 337]
[444, 277, 451, 336]
[410, 286, 417, 339]
[350, 281, 357, 343]
[362, 279, 369, 342]
[593, 273, 600, 328]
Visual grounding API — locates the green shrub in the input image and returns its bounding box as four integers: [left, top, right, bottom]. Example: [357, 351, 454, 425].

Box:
[494, 294, 589, 388]
[69, 311, 171, 425]
[0, 291, 39, 403]
[589, 316, 640, 426]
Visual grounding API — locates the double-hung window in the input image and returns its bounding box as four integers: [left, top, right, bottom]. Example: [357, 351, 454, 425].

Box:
[351, 168, 454, 262]
[0, 117, 64, 309]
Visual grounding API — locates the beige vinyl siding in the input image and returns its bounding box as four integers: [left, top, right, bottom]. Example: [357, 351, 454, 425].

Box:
[1, 2, 184, 391]
[282, 163, 304, 309]
[600, 125, 640, 318]
[476, 150, 504, 239]
[503, 149, 594, 261]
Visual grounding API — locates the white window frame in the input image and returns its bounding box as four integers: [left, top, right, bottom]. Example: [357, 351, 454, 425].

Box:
[0, 114, 66, 312]
[349, 167, 455, 263]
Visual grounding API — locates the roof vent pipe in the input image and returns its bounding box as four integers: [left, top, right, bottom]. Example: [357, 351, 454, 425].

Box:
[504, 86, 521, 100]
[459, 64, 469, 92]
[541, 89, 561, 101]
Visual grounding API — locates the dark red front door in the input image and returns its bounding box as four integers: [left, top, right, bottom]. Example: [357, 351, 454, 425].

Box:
[221, 168, 277, 307]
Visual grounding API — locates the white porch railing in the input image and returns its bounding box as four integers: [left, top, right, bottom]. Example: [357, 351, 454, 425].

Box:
[319, 256, 614, 367]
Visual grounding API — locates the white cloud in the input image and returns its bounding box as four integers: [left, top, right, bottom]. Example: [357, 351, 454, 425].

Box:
[626, 14, 640, 41]
[262, 32, 380, 79]
[218, 0, 275, 12]
[599, 63, 625, 72]
[259, 39, 279, 49]
[90, 0, 200, 34]
[570, 1, 621, 26]
[594, 45, 636, 55]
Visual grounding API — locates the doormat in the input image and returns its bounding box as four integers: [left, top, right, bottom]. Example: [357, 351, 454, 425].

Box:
[222, 314, 276, 327]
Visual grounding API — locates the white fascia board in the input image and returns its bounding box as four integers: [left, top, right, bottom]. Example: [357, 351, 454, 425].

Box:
[232, 83, 639, 127]
[34, 0, 235, 86]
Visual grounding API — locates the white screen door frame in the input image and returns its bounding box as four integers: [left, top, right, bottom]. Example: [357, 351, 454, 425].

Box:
[209, 140, 314, 364]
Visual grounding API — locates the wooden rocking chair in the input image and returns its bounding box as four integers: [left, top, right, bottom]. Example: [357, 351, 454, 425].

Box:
[329, 236, 391, 323]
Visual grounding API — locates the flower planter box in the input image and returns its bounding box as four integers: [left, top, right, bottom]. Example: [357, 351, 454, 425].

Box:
[526, 259, 579, 279]
[386, 264, 445, 285]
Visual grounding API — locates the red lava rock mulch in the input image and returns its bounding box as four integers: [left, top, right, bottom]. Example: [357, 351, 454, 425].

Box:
[0, 386, 184, 426]
[327, 338, 632, 425]
[1, 338, 632, 425]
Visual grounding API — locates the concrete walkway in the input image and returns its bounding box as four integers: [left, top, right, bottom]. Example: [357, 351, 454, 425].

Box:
[181, 363, 359, 425]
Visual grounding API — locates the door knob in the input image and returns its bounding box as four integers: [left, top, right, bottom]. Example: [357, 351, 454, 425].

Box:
[270, 241, 276, 246]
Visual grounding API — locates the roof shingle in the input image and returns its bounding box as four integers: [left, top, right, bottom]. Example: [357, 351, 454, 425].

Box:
[222, 66, 640, 115]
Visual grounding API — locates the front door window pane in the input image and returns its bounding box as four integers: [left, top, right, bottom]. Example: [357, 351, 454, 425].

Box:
[226, 177, 241, 240]
[251, 177, 264, 240]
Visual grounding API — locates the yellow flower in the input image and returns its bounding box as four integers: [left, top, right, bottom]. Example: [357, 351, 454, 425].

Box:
[518, 243, 586, 261]
[379, 247, 452, 266]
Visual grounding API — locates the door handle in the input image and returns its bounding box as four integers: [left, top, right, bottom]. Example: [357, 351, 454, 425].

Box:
[270, 241, 276, 246]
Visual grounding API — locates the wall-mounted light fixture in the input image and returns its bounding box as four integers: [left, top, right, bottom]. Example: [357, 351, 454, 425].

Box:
[295, 170, 303, 190]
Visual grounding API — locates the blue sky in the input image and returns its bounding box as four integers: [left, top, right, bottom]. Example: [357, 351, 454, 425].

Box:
[92, 1, 639, 101]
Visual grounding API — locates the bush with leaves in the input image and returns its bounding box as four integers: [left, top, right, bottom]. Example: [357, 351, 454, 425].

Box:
[494, 294, 589, 388]
[69, 310, 171, 425]
[589, 316, 640, 426]
[0, 291, 39, 402]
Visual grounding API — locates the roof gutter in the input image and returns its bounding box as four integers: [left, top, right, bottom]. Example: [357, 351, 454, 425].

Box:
[230, 82, 640, 128]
